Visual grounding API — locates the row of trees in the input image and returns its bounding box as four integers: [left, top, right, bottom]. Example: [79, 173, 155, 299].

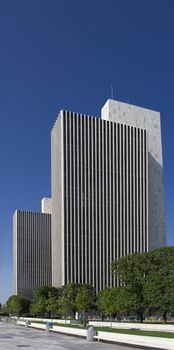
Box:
[6, 284, 96, 325]
[5, 247, 174, 323]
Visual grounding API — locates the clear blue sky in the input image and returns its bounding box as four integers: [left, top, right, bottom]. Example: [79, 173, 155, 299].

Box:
[0, 0, 174, 304]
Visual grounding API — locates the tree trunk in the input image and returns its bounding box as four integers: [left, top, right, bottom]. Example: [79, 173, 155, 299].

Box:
[83, 311, 86, 326]
[138, 311, 144, 323]
[162, 311, 167, 323]
[110, 315, 113, 328]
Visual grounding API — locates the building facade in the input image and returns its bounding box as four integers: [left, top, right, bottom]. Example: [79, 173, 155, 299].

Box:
[51, 99, 165, 291]
[101, 100, 166, 250]
[13, 210, 52, 298]
[13, 99, 166, 297]
[41, 197, 52, 214]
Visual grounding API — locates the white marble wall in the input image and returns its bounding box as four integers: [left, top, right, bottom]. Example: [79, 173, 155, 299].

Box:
[101, 99, 166, 250]
[41, 197, 52, 214]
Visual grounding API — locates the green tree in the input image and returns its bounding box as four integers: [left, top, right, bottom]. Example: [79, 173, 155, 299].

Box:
[112, 247, 174, 322]
[97, 287, 122, 319]
[0, 303, 9, 315]
[33, 286, 60, 301]
[46, 293, 59, 318]
[7, 295, 31, 317]
[144, 246, 174, 321]
[31, 286, 61, 317]
[57, 283, 80, 319]
[75, 284, 96, 325]
[112, 252, 150, 322]
[30, 297, 47, 317]
[58, 294, 72, 319]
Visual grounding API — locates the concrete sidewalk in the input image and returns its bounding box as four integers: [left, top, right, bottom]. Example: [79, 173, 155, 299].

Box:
[0, 322, 142, 350]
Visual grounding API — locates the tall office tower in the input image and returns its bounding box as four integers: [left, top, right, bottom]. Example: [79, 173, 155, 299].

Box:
[51, 99, 166, 291]
[13, 210, 52, 298]
[101, 100, 166, 250]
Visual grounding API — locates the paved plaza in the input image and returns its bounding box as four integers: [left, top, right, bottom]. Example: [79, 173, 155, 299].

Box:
[0, 322, 143, 350]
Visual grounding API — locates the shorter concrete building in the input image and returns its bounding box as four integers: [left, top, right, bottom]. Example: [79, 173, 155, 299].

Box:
[13, 209, 52, 298]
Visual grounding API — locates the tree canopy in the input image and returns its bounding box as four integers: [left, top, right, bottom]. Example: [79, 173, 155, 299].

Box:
[33, 286, 60, 301]
[75, 284, 96, 312]
[112, 246, 174, 322]
[7, 295, 31, 316]
[144, 246, 174, 320]
[97, 287, 122, 317]
[58, 283, 79, 317]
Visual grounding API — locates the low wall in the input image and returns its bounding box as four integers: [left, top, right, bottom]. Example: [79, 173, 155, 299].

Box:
[29, 322, 46, 330]
[52, 325, 86, 337]
[16, 320, 46, 330]
[89, 321, 174, 332]
[16, 321, 26, 326]
[19, 317, 71, 325]
[16, 319, 87, 337]
[96, 331, 174, 350]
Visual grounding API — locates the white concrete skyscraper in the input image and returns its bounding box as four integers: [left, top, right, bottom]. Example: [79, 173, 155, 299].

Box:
[51, 100, 166, 291]
[101, 100, 166, 250]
